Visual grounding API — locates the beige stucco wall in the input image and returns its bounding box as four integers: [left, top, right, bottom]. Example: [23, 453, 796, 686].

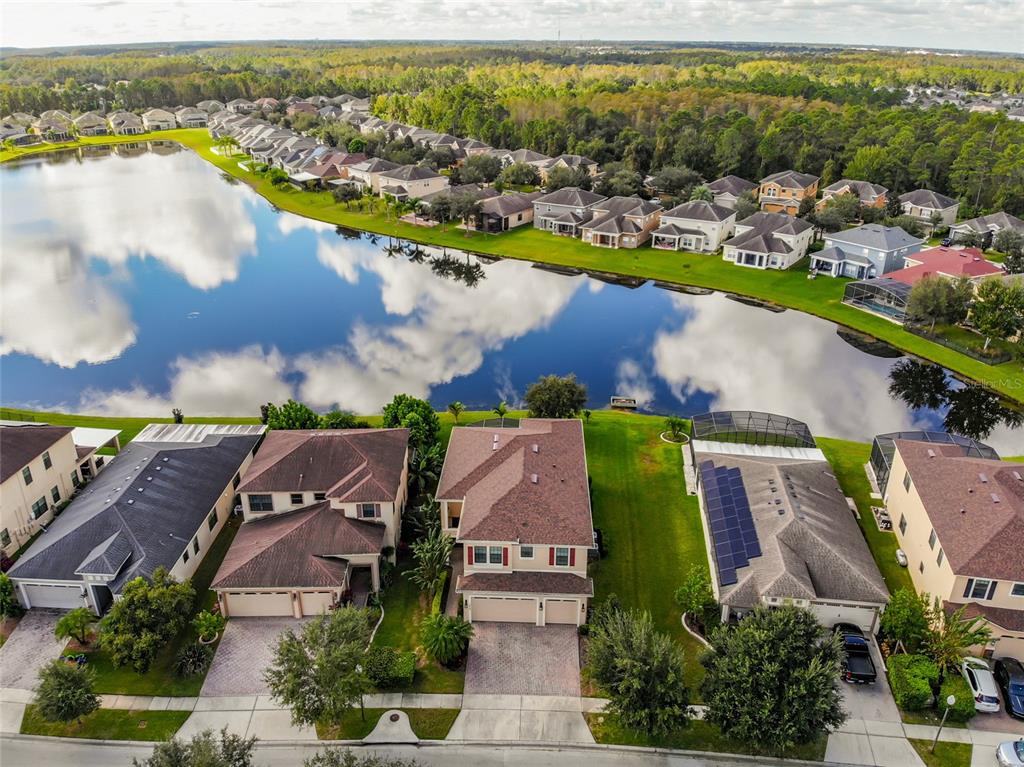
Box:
[902, 202, 959, 227]
[660, 214, 737, 252]
[462, 540, 588, 578]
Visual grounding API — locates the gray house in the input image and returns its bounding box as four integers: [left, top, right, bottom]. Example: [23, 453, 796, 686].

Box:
[707, 175, 758, 209]
[532, 187, 607, 236]
[810, 224, 924, 279]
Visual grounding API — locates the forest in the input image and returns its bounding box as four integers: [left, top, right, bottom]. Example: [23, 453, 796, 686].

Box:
[3, 43, 1024, 215]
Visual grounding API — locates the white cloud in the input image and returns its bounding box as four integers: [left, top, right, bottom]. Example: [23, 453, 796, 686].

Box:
[615, 358, 655, 408]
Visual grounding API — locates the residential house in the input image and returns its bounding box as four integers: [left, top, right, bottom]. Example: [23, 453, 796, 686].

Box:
[3, 112, 36, 127]
[214, 429, 410, 616]
[476, 191, 543, 232]
[492, 148, 553, 172]
[538, 154, 600, 181]
[347, 158, 401, 193]
[0, 123, 40, 146]
[8, 424, 263, 612]
[580, 196, 663, 248]
[899, 189, 960, 232]
[107, 111, 144, 135]
[884, 440, 1024, 658]
[196, 100, 225, 114]
[809, 224, 924, 279]
[175, 107, 208, 128]
[652, 200, 736, 252]
[318, 105, 344, 121]
[758, 170, 820, 215]
[227, 98, 258, 114]
[532, 187, 607, 237]
[32, 117, 70, 142]
[72, 112, 108, 136]
[816, 179, 888, 211]
[377, 165, 449, 200]
[438, 419, 594, 626]
[721, 211, 815, 270]
[141, 108, 176, 131]
[254, 97, 280, 111]
[707, 175, 758, 209]
[40, 109, 72, 123]
[949, 212, 1024, 247]
[286, 101, 318, 117]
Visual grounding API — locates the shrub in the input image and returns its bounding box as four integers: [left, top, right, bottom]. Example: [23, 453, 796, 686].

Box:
[35, 660, 99, 722]
[887, 653, 938, 710]
[431, 570, 449, 615]
[193, 610, 226, 641]
[940, 676, 977, 722]
[174, 643, 213, 678]
[363, 646, 415, 688]
[0, 572, 24, 620]
[420, 613, 473, 665]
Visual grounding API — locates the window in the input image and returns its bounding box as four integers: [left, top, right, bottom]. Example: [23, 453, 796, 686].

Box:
[520, 545, 534, 559]
[899, 514, 907, 535]
[555, 547, 570, 567]
[249, 494, 273, 512]
[1, 529, 10, 548]
[964, 578, 996, 600]
[50, 486, 60, 504]
[919, 561, 924, 573]
[193, 537, 200, 555]
[71, 470, 80, 488]
[488, 546, 502, 565]
[208, 509, 218, 531]
[473, 547, 488, 565]
[360, 503, 379, 519]
[1011, 583, 1024, 597]
[22, 466, 32, 485]
[42, 451, 52, 470]
[290, 493, 304, 506]
[314, 492, 326, 501]
[183, 549, 190, 564]
[937, 549, 944, 567]
[95, 456, 104, 469]
[30, 497, 48, 520]
[903, 472, 912, 492]
[928, 529, 937, 549]
[232, 473, 241, 489]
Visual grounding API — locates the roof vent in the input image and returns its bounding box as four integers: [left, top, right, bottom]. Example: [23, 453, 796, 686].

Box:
[532, 444, 539, 453]
[127, 499, 134, 505]
[1013, 471, 1023, 481]
[147, 476, 153, 481]
[155, 466, 162, 471]
[979, 473, 988, 483]
[530, 473, 538, 484]
[162, 457, 169, 462]
[137, 487, 144, 492]
[991, 493, 1000, 503]
[927, 449, 936, 458]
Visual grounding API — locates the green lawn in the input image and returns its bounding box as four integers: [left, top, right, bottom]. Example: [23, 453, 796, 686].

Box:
[4, 130, 1021, 405]
[818, 437, 915, 595]
[901, 709, 968, 729]
[585, 712, 827, 761]
[316, 707, 459, 740]
[584, 411, 708, 692]
[20, 704, 188, 741]
[909, 738, 973, 767]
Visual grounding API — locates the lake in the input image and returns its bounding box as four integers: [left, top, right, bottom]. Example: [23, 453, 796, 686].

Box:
[1, 143, 1019, 453]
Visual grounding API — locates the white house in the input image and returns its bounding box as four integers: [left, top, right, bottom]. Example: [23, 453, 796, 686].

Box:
[652, 200, 737, 252]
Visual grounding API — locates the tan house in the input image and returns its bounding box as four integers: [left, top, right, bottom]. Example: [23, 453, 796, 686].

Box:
[347, 158, 401, 194]
[899, 189, 960, 232]
[141, 108, 176, 131]
[707, 175, 758, 209]
[652, 200, 737, 252]
[758, 170, 820, 216]
[884, 439, 1024, 659]
[377, 164, 449, 201]
[580, 196, 663, 249]
[816, 179, 888, 211]
[213, 429, 410, 617]
[438, 419, 594, 626]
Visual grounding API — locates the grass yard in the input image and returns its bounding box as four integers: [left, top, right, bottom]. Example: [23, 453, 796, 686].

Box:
[818, 437, 915, 595]
[584, 411, 709, 692]
[20, 704, 188, 741]
[316, 708, 459, 740]
[909, 738, 973, 767]
[901, 709, 968, 729]
[585, 712, 827, 761]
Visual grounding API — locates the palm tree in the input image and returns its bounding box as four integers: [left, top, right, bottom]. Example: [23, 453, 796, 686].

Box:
[447, 401, 465, 423]
[493, 401, 508, 424]
[408, 443, 443, 497]
[406, 528, 453, 604]
[925, 598, 992, 680]
[421, 613, 474, 666]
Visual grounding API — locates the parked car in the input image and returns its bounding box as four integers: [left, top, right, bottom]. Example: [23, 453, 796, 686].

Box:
[895, 549, 908, 567]
[996, 739, 1024, 767]
[941, 237, 953, 247]
[834, 623, 877, 684]
[962, 657, 1001, 713]
[994, 658, 1024, 720]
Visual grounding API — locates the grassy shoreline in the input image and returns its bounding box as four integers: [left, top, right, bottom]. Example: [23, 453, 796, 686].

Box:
[2, 129, 1022, 404]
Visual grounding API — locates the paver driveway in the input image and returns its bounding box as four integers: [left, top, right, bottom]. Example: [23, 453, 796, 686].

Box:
[465, 623, 580, 697]
[0, 611, 68, 690]
[201, 617, 308, 696]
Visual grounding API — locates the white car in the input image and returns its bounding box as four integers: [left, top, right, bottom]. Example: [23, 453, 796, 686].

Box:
[895, 549, 908, 567]
[996, 739, 1024, 767]
[962, 657, 1001, 713]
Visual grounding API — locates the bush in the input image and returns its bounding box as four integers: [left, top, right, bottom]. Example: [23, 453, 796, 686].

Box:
[193, 610, 226, 641]
[887, 653, 938, 710]
[420, 613, 473, 666]
[173, 643, 213, 678]
[940, 676, 977, 722]
[364, 646, 415, 688]
[35, 660, 98, 722]
[431, 570, 449, 615]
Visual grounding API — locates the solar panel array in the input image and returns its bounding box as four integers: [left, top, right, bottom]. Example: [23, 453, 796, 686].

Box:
[699, 460, 762, 586]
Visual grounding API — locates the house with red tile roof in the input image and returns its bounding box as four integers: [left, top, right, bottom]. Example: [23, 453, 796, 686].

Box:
[886, 246, 1003, 286]
[437, 419, 594, 626]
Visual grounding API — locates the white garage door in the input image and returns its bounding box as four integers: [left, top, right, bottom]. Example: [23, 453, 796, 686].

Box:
[810, 603, 879, 633]
[470, 596, 536, 623]
[224, 591, 293, 617]
[544, 599, 580, 625]
[21, 583, 82, 609]
[300, 591, 334, 616]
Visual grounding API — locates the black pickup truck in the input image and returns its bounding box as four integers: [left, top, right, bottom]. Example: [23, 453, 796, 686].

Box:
[834, 623, 877, 684]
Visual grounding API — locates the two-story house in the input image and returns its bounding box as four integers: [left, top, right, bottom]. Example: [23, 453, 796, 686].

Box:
[532, 187, 608, 237]
[758, 170, 820, 216]
[438, 419, 594, 626]
[816, 179, 888, 211]
[721, 211, 815, 270]
[213, 429, 409, 617]
[226, 98, 259, 114]
[949, 211, 1024, 247]
[899, 189, 960, 232]
[347, 158, 401, 194]
[377, 165, 449, 201]
[580, 196, 663, 248]
[809, 224, 924, 279]
[707, 175, 758, 209]
[652, 200, 737, 252]
[885, 439, 1024, 659]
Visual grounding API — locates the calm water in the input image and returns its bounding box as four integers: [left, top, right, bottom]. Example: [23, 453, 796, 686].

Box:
[0, 144, 1018, 452]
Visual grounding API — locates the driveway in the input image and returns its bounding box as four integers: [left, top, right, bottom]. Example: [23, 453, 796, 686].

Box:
[465, 623, 580, 697]
[969, 707, 1024, 735]
[840, 637, 901, 723]
[0, 611, 68, 690]
[201, 617, 308, 696]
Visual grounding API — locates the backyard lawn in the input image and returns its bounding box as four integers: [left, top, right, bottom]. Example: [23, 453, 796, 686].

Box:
[316, 708, 459, 740]
[20, 704, 188, 741]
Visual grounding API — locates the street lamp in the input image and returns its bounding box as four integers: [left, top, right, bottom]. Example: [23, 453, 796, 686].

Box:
[930, 694, 957, 753]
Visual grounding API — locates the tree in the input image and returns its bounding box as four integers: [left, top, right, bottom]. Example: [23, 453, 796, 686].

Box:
[492, 401, 508, 420]
[665, 415, 687, 441]
[885, 192, 904, 219]
[925, 598, 992, 680]
[588, 601, 691, 735]
[428, 193, 453, 230]
[651, 165, 702, 198]
[886, 214, 925, 238]
[905, 275, 970, 331]
[54, 607, 97, 646]
[304, 747, 421, 767]
[450, 190, 483, 234]
[332, 184, 362, 208]
[35, 660, 99, 723]
[879, 588, 930, 654]
[446, 401, 465, 423]
[193, 610, 226, 642]
[689, 184, 712, 202]
[993, 229, 1024, 267]
[597, 167, 643, 198]
[264, 608, 373, 726]
[133, 728, 256, 767]
[99, 568, 194, 673]
[320, 410, 361, 429]
[524, 374, 587, 419]
[701, 605, 846, 755]
[420, 613, 474, 666]
[460, 154, 502, 183]
[407, 442, 443, 496]
[405, 494, 441, 540]
[673, 565, 718, 635]
[406, 527, 452, 603]
[382, 394, 441, 451]
[733, 193, 759, 220]
[268, 168, 289, 186]
[171, 408, 184, 424]
[499, 161, 540, 187]
[971, 278, 1024, 350]
[265, 399, 321, 430]
[0, 572, 24, 620]
[347, 137, 366, 154]
[545, 165, 591, 192]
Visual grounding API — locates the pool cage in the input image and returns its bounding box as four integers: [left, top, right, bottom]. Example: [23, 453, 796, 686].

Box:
[842, 278, 912, 323]
[691, 411, 817, 449]
[870, 431, 1000, 493]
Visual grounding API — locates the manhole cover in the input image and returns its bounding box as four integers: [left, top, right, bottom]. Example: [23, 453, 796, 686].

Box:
[389, 713, 400, 722]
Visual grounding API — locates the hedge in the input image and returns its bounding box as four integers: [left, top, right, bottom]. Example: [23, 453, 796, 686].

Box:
[887, 653, 939, 710]
[364, 645, 416, 689]
[431, 569, 449, 615]
[940, 676, 977, 722]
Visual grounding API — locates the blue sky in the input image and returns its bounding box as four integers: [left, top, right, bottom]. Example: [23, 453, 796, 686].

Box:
[2, 0, 1022, 54]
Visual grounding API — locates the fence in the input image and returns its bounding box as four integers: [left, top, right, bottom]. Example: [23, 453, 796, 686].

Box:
[903, 324, 1013, 366]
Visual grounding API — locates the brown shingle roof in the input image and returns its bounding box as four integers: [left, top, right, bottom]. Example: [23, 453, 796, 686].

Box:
[212, 502, 384, 589]
[437, 419, 593, 547]
[237, 429, 408, 503]
[945, 600, 1024, 632]
[456, 570, 593, 596]
[897, 440, 1024, 581]
[0, 425, 73, 483]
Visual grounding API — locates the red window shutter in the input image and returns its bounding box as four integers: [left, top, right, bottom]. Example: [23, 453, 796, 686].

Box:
[503, 547, 509, 566]
[569, 548, 576, 566]
[467, 546, 473, 564]
[549, 547, 555, 566]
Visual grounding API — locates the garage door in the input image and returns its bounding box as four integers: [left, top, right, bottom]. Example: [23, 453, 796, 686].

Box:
[810, 603, 878, 633]
[470, 596, 536, 623]
[544, 599, 580, 625]
[20, 583, 82, 609]
[224, 591, 293, 617]
[300, 591, 334, 616]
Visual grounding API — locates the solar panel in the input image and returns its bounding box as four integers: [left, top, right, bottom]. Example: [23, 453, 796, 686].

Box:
[700, 461, 763, 588]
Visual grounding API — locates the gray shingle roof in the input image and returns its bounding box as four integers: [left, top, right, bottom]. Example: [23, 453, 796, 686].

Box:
[821, 178, 888, 202]
[0, 424, 73, 483]
[534, 187, 606, 208]
[708, 175, 757, 196]
[826, 223, 924, 252]
[899, 188, 958, 209]
[951, 211, 1024, 235]
[662, 200, 735, 222]
[379, 164, 442, 182]
[760, 170, 819, 189]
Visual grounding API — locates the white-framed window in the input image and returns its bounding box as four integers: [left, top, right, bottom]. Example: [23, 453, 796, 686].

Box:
[30, 497, 48, 519]
[764, 186, 777, 198]
[71, 470, 80, 488]
[192, 537, 200, 555]
[1011, 583, 1024, 597]
[0, 529, 10, 548]
[359, 503, 379, 519]
[555, 547, 570, 567]
[899, 514, 907, 535]
[290, 493, 304, 506]
[314, 492, 326, 501]
[22, 466, 32, 485]
[928, 529, 937, 549]
[249, 494, 273, 512]
[42, 451, 52, 470]
[183, 549, 190, 564]
[520, 545, 534, 559]
[963, 578, 996, 600]
[208, 509, 218, 531]
[50, 486, 60, 504]
[488, 546, 503, 565]
[936, 549, 944, 567]
[903, 472, 912, 492]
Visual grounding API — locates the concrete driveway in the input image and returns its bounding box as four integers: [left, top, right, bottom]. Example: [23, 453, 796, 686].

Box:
[840, 637, 901, 722]
[0, 611, 68, 691]
[201, 617, 308, 697]
[465, 623, 580, 697]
